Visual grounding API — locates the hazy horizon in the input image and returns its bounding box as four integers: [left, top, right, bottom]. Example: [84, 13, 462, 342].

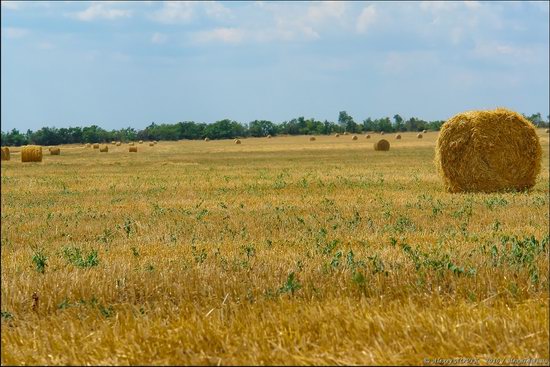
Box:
[1, 1, 549, 132]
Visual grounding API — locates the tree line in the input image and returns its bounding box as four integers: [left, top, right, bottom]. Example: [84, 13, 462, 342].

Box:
[2, 111, 548, 147]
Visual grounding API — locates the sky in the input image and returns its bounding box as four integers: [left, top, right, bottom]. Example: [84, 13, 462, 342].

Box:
[1, 0, 549, 132]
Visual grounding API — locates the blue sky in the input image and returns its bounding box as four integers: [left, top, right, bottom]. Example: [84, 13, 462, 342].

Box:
[1, 0, 549, 132]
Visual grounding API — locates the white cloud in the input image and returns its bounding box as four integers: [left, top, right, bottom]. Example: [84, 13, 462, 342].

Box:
[151, 32, 168, 44]
[151, 1, 194, 24]
[203, 1, 232, 20]
[192, 27, 244, 44]
[74, 3, 132, 21]
[306, 1, 346, 24]
[1, 1, 20, 10]
[2, 27, 30, 39]
[356, 5, 377, 34]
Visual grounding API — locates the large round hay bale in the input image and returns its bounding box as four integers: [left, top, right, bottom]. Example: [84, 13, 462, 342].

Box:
[343, 132, 349, 136]
[423, 129, 427, 134]
[1, 147, 10, 161]
[93, 143, 99, 149]
[129, 146, 137, 153]
[149, 142, 154, 146]
[116, 142, 121, 146]
[267, 134, 272, 139]
[374, 139, 390, 151]
[309, 136, 316, 141]
[204, 137, 210, 142]
[139, 140, 143, 144]
[111, 141, 116, 145]
[235, 139, 241, 144]
[335, 133, 340, 137]
[366, 134, 371, 139]
[380, 131, 385, 135]
[21, 146, 43, 162]
[50, 147, 60, 155]
[395, 134, 402, 140]
[85, 143, 91, 148]
[352, 135, 358, 140]
[99, 145, 108, 152]
[435, 108, 542, 193]
[417, 133, 423, 139]
[546, 128, 549, 133]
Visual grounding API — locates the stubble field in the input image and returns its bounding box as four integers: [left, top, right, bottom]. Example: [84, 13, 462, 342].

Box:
[1, 131, 549, 365]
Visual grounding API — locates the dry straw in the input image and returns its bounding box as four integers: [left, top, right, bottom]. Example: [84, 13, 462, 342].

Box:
[374, 139, 390, 151]
[21, 146, 42, 162]
[435, 108, 542, 193]
[93, 143, 99, 149]
[395, 134, 402, 140]
[235, 139, 241, 144]
[366, 134, 371, 139]
[99, 145, 108, 152]
[417, 133, 423, 139]
[50, 147, 60, 155]
[352, 135, 358, 140]
[129, 146, 137, 153]
[1, 147, 10, 161]
[309, 136, 316, 141]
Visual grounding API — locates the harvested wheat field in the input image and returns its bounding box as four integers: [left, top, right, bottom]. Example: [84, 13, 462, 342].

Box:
[1, 131, 549, 365]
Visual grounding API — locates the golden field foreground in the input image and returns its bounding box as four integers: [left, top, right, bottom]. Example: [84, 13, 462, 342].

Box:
[1, 131, 549, 366]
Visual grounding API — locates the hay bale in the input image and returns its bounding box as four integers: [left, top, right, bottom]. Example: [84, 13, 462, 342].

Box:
[309, 136, 316, 141]
[335, 133, 340, 137]
[366, 134, 371, 139]
[395, 134, 402, 140]
[235, 139, 241, 144]
[21, 146, 43, 162]
[129, 146, 137, 153]
[116, 142, 121, 146]
[343, 132, 349, 135]
[352, 135, 358, 140]
[267, 135, 272, 139]
[434, 108, 542, 193]
[546, 129, 549, 133]
[380, 131, 385, 135]
[50, 147, 60, 155]
[417, 133, 423, 139]
[111, 141, 116, 145]
[93, 143, 100, 149]
[129, 142, 135, 146]
[85, 143, 91, 148]
[99, 145, 108, 152]
[374, 139, 390, 151]
[423, 129, 428, 134]
[204, 137, 210, 142]
[149, 142, 154, 146]
[1, 147, 10, 161]
[139, 140, 143, 144]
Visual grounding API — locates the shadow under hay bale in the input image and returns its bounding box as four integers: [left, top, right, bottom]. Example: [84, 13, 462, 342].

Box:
[21, 146, 42, 162]
[435, 108, 542, 193]
[374, 139, 390, 151]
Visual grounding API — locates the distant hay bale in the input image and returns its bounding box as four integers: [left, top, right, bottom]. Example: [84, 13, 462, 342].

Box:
[380, 131, 385, 135]
[99, 145, 108, 152]
[267, 134, 272, 139]
[116, 142, 121, 146]
[374, 139, 390, 151]
[335, 133, 340, 137]
[129, 146, 137, 153]
[417, 133, 423, 139]
[1, 147, 10, 161]
[21, 145, 43, 162]
[366, 134, 371, 139]
[85, 143, 91, 148]
[204, 137, 210, 142]
[423, 129, 428, 134]
[235, 139, 241, 144]
[93, 143, 99, 149]
[129, 142, 135, 146]
[546, 129, 549, 133]
[352, 135, 358, 140]
[435, 108, 542, 193]
[395, 134, 402, 140]
[139, 140, 143, 144]
[111, 141, 116, 145]
[343, 132, 349, 135]
[149, 142, 154, 146]
[309, 136, 316, 141]
[50, 147, 60, 155]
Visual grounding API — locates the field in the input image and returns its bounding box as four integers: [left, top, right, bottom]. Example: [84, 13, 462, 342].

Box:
[1, 132, 549, 365]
